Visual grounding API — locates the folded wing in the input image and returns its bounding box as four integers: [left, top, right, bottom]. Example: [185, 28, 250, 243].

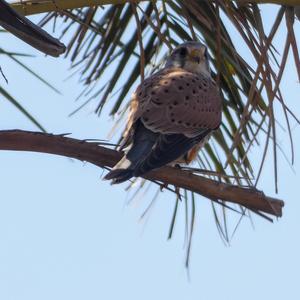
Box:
[105, 67, 222, 183]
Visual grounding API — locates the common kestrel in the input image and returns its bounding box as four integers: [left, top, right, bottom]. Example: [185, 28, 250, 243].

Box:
[105, 41, 222, 183]
[0, 0, 65, 56]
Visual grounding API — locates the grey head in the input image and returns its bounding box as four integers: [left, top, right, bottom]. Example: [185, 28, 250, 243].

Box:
[165, 41, 211, 77]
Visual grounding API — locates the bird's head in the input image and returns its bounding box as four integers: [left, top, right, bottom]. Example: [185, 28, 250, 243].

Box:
[165, 41, 211, 77]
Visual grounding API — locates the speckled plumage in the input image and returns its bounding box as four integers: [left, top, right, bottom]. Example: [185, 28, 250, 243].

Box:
[132, 68, 221, 136]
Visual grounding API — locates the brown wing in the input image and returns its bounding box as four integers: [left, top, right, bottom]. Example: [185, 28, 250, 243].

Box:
[131, 67, 221, 138]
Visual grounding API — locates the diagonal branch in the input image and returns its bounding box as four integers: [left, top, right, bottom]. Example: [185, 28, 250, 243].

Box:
[0, 129, 284, 217]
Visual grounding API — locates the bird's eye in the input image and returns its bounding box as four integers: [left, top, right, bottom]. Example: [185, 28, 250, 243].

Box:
[175, 47, 187, 57]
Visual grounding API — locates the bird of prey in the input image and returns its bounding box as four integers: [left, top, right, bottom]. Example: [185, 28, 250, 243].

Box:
[105, 41, 222, 184]
[0, 0, 65, 57]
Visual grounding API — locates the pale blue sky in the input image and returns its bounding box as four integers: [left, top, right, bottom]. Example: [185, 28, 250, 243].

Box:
[0, 5, 300, 300]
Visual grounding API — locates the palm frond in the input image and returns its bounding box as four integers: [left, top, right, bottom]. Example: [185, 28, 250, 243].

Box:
[0, 85, 46, 131]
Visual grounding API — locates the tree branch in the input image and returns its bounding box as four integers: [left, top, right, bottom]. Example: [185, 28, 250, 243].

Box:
[0, 129, 284, 217]
[10, 0, 300, 17]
